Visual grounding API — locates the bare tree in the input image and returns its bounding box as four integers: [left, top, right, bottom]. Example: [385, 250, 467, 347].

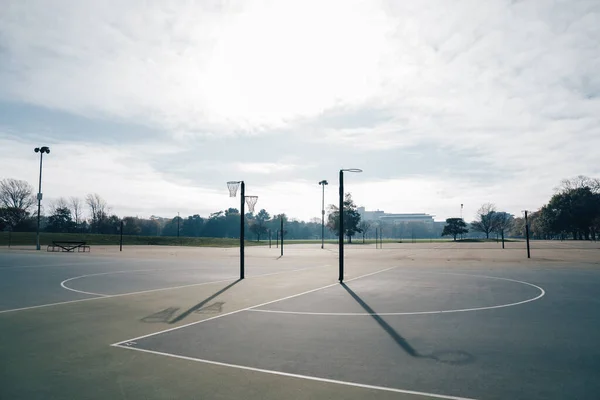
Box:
[0, 178, 35, 211]
[69, 197, 83, 230]
[85, 193, 108, 233]
[48, 197, 69, 215]
[556, 175, 600, 194]
[471, 203, 497, 239]
[492, 212, 514, 248]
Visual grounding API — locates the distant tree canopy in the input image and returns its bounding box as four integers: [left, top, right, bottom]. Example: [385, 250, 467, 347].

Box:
[46, 207, 76, 233]
[2, 174, 598, 242]
[327, 193, 362, 243]
[0, 179, 35, 230]
[249, 209, 270, 241]
[442, 218, 468, 241]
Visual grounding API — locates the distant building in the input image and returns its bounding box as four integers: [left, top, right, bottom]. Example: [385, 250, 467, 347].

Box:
[357, 207, 435, 226]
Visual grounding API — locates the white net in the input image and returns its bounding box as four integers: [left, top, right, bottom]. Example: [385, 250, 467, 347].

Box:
[227, 181, 240, 197]
[245, 196, 258, 213]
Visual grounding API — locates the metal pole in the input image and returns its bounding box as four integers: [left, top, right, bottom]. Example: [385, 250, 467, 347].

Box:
[525, 210, 531, 259]
[120, 220, 124, 252]
[339, 170, 344, 282]
[240, 181, 245, 279]
[280, 216, 284, 257]
[501, 229, 505, 249]
[269, 229, 271, 248]
[321, 183, 325, 249]
[36, 152, 43, 250]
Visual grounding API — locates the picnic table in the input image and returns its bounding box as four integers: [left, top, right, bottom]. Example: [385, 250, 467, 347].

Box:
[47, 241, 90, 253]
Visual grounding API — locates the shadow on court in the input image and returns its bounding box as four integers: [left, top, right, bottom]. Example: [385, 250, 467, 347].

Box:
[168, 279, 242, 324]
[340, 282, 474, 365]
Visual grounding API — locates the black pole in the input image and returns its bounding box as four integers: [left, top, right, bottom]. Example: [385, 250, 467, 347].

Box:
[339, 170, 344, 282]
[240, 181, 245, 279]
[276, 230, 279, 248]
[269, 229, 271, 248]
[321, 182, 325, 249]
[120, 220, 124, 252]
[525, 210, 531, 259]
[36, 152, 43, 251]
[501, 229, 505, 249]
[280, 216, 284, 257]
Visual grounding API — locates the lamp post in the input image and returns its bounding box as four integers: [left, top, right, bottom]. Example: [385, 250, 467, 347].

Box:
[34, 146, 50, 250]
[318, 180, 328, 249]
[338, 168, 362, 282]
[460, 203, 464, 240]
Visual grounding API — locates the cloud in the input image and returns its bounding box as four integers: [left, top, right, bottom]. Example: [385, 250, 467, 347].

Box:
[0, 0, 599, 221]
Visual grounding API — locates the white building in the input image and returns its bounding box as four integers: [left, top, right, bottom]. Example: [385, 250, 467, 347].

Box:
[357, 207, 435, 227]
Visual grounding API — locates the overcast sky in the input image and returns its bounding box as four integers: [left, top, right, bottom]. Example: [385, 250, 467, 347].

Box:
[1, 0, 598, 222]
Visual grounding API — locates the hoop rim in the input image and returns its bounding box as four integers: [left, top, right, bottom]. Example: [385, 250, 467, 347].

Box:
[341, 168, 363, 173]
[245, 195, 258, 212]
[227, 181, 241, 198]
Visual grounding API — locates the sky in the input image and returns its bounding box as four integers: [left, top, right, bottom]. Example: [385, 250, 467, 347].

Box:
[0, 0, 599, 222]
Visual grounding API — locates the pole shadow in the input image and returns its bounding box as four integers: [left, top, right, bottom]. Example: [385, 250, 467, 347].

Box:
[340, 282, 474, 365]
[169, 279, 241, 324]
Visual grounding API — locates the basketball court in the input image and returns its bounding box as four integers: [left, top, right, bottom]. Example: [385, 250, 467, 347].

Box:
[1, 242, 599, 399]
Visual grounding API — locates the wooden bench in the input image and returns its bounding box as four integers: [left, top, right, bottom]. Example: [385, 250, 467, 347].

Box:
[47, 241, 90, 253]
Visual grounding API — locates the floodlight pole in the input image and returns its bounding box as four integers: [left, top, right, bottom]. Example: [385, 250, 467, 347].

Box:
[240, 181, 245, 279]
[319, 180, 328, 249]
[34, 146, 50, 251]
[460, 203, 464, 240]
[524, 210, 531, 259]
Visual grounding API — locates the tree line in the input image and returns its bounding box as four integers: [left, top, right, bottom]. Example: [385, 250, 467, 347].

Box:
[441, 176, 600, 241]
[0, 178, 336, 240]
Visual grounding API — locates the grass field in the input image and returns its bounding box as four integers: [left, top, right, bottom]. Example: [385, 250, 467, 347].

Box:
[0, 231, 519, 248]
[0, 232, 262, 247]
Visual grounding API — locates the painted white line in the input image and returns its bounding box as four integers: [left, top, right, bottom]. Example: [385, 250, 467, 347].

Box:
[249, 274, 546, 316]
[0, 265, 328, 315]
[111, 265, 399, 345]
[60, 265, 329, 297]
[59, 267, 222, 297]
[111, 345, 477, 400]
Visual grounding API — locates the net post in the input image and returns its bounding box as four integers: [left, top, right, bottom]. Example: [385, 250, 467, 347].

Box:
[339, 170, 344, 282]
[240, 181, 245, 279]
[280, 216, 284, 257]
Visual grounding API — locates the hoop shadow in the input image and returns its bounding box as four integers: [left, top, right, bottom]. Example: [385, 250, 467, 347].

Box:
[169, 279, 241, 324]
[340, 282, 474, 365]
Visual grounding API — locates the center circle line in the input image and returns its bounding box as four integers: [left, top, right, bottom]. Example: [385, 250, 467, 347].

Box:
[249, 273, 546, 316]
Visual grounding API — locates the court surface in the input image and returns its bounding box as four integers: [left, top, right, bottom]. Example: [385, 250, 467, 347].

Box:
[1, 241, 599, 400]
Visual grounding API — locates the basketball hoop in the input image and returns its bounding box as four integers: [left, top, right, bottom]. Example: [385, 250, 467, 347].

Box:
[245, 196, 258, 213]
[227, 181, 241, 197]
